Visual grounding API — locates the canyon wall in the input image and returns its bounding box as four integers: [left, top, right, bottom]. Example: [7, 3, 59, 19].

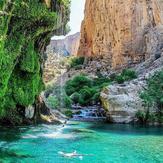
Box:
[0, 0, 70, 124]
[50, 32, 80, 56]
[78, 0, 163, 69]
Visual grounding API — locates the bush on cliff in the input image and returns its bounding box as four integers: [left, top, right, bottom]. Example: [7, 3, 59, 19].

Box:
[115, 69, 137, 84]
[65, 75, 92, 96]
[140, 71, 163, 121]
[69, 57, 85, 68]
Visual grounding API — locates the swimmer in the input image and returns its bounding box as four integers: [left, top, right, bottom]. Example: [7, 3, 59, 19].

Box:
[58, 151, 93, 160]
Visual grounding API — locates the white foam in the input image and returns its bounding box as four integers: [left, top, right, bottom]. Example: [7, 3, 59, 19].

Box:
[22, 134, 39, 139]
[22, 126, 74, 139]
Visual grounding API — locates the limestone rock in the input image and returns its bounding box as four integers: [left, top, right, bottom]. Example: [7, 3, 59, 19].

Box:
[50, 32, 80, 56]
[101, 56, 163, 123]
[43, 51, 68, 84]
[25, 106, 35, 119]
[78, 0, 163, 69]
[101, 82, 144, 123]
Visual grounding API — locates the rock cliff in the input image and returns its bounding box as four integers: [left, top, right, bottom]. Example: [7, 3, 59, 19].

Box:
[78, 0, 163, 69]
[77, 0, 163, 123]
[50, 32, 80, 56]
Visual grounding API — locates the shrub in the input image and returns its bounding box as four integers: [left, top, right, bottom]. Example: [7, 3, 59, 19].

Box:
[115, 75, 125, 84]
[47, 96, 59, 109]
[136, 110, 147, 124]
[93, 77, 111, 86]
[70, 57, 85, 68]
[136, 110, 163, 124]
[115, 69, 137, 84]
[47, 86, 72, 109]
[91, 92, 100, 103]
[63, 95, 72, 108]
[79, 88, 92, 104]
[140, 70, 163, 116]
[65, 75, 92, 96]
[70, 92, 80, 104]
[121, 69, 137, 80]
[64, 110, 73, 118]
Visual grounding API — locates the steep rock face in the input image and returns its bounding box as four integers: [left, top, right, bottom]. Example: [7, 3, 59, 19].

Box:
[43, 52, 68, 84]
[50, 32, 80, 56]
[78, 0, 163, 69]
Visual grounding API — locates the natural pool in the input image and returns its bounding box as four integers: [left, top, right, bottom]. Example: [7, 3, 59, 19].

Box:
[0, 122, 163, 163]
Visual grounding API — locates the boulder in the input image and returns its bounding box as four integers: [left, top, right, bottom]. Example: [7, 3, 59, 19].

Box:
[101, 81, 144, 123]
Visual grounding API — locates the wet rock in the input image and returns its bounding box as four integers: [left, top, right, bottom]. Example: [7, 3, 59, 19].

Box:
[25, 106, 35, 119]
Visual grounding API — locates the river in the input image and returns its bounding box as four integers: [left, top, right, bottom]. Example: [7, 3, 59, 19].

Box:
[0, 122, 163, 163]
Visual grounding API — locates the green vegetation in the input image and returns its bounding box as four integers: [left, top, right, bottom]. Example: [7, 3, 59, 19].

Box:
[0, 0, 70, 120]
[115, 69, 137, 84]
[69, 57, 85, 68]
[47, 86, 72, 110]
[136, 110, 163, 124]
[64, 69, 137, 106]
[138, 70, 163, 123]
[64, 109, 73, 117]
[65, 74, 111, 106]
[47, 96, 59, 109]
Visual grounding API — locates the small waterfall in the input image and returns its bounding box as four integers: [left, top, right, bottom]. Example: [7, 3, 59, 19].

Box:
[71, 106, 107, 122]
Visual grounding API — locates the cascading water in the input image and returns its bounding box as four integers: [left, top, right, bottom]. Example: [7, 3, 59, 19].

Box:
[71, 106, 107, 121]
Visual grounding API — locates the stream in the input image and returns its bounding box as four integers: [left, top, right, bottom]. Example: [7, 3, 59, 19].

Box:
[0, 122, 163, 163]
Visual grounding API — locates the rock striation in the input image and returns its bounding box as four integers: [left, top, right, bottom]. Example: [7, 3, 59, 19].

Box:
[78, 0, 163, 69]
[78, 0, 163, 123]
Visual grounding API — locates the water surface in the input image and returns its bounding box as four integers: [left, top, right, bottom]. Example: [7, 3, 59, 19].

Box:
[0, 122, 163, 163]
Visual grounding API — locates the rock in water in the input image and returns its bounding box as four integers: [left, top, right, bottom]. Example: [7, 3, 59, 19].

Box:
[101, 82, 144, 123]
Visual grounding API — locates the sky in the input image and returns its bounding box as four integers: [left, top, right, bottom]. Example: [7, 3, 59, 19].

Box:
[51, 0, 85, 40]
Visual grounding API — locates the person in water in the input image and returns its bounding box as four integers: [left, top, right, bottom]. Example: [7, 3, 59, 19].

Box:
[58, 151, 93, 160]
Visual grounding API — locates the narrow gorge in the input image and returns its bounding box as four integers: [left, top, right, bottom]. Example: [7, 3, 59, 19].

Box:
[0, 0, 163, 162]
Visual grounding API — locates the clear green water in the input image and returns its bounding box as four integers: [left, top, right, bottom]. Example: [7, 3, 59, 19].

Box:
[0, 122, 163, 163]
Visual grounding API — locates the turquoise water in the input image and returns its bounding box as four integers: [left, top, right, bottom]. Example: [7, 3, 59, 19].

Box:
[0, 122, 163, 163]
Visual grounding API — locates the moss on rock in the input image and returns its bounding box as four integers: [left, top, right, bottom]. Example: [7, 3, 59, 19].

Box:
[0, 0, 70, 121]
